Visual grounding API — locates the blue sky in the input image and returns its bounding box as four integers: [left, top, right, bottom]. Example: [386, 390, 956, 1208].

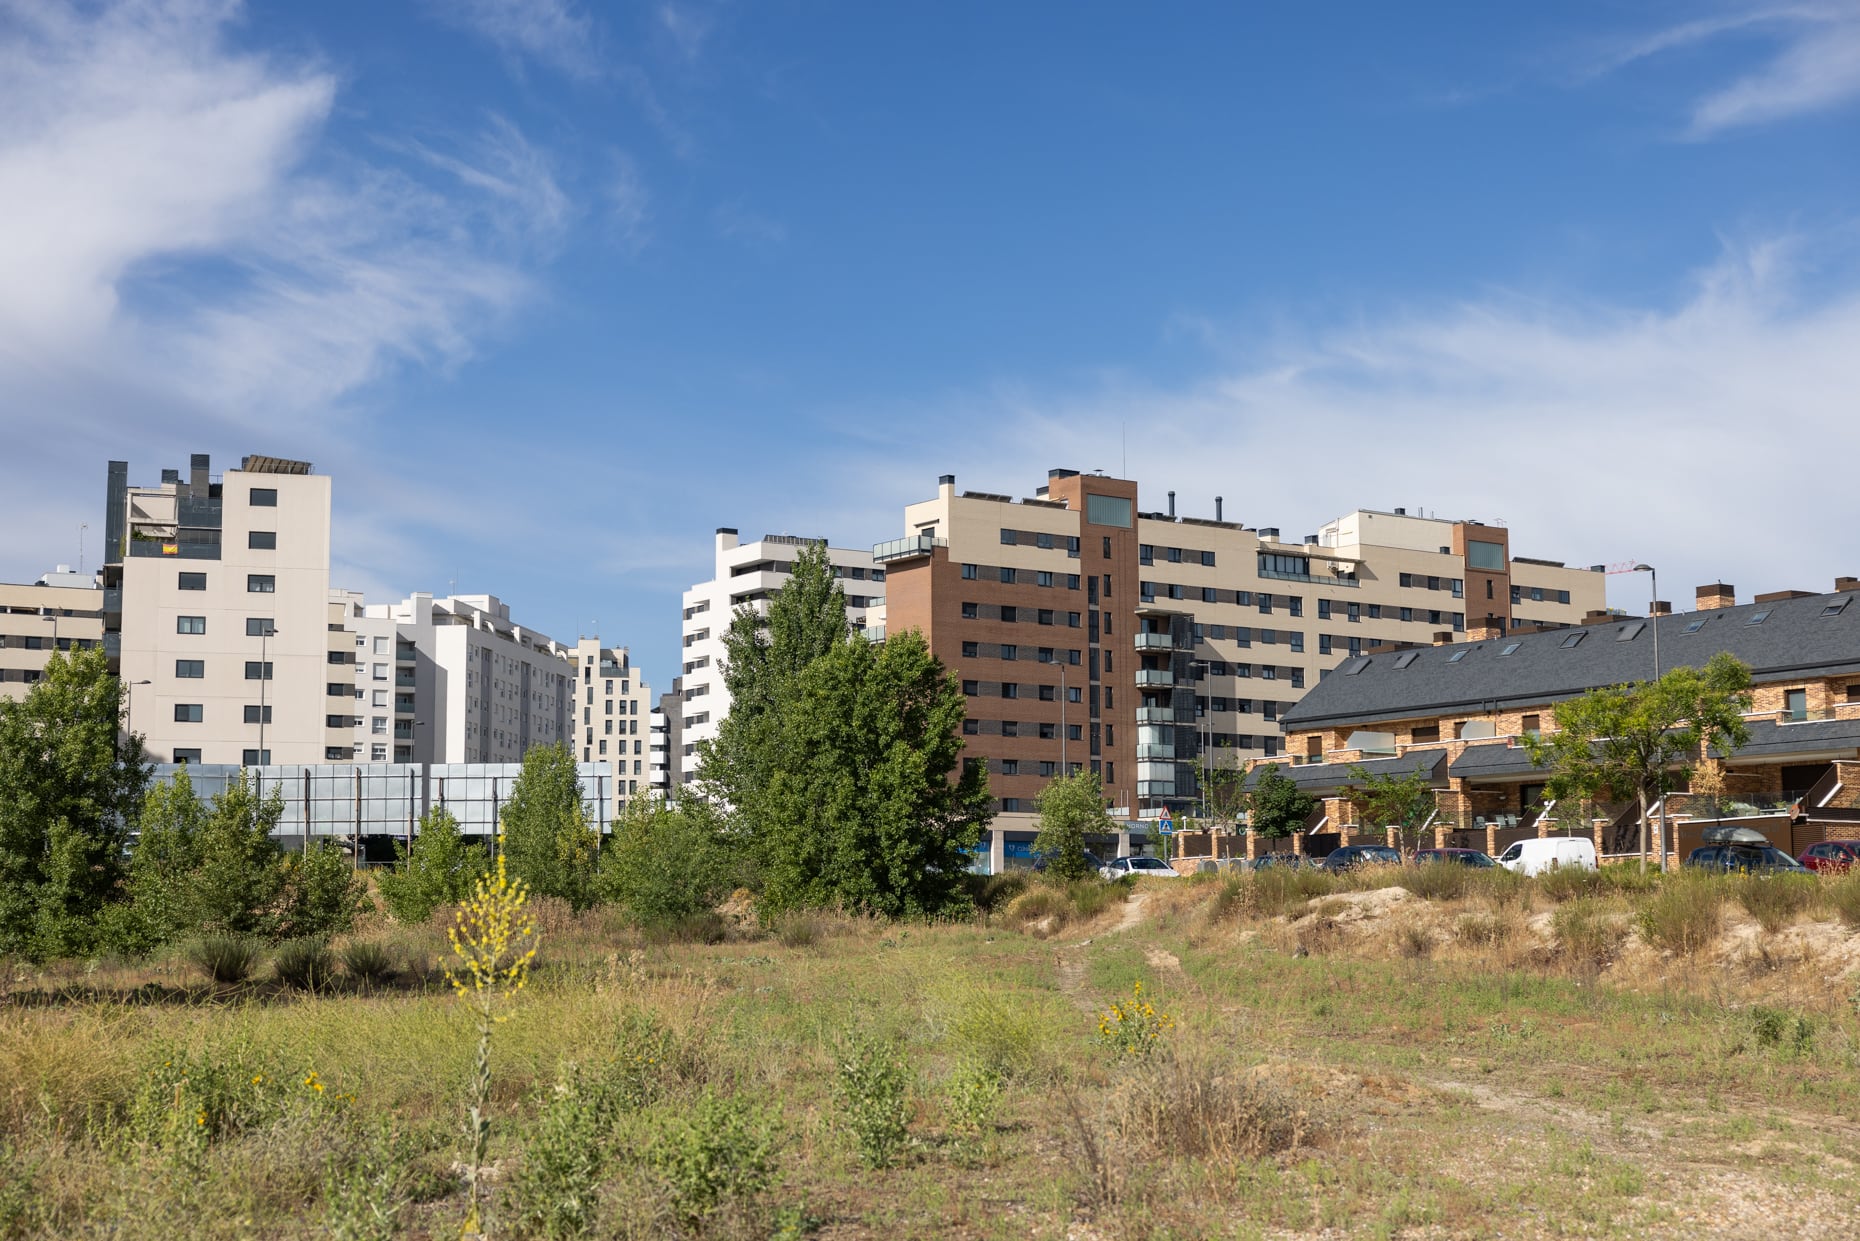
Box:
[4, 1, 1859, 693]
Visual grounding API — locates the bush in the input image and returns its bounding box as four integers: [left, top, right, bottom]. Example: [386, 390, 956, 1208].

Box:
[644, 911, 729, 946]
[1747, 1006, 1815, 1056]
[1107, 1051, 1314, 1161]
[1597, 862, 1661, 896]
[975, 872, 1028, 913]
[1095, 979, 1174, 1059]
[1732, 873, 1819, 933]
[645, 1090, 780, 1230]
[274, 842, 370, 942]
[1400, 861, 1474, 901]
[1553, 898, 1627, 968]
[1635, 875, 1726, 955]
[274, 938, 336, 991]
[1466, 866, 1530, 909]
[375, 808, 487, 925]
[944, 1059, 1003, 1135]
[507, 1065, 608, 1240]
[949, 990, 1046, 1079]
[1456, 912, 1513, 946]
[773, 913, 821, 949]
[190, 934, 260, 984]
[1827, 871, 1860, 928]
[598, 800, 733, 931]
[834, 1031, 911, 1168]
[1537, 866, 1605, 903]
[1066, 878, 1120, 921]
[340, 940, 396, 985]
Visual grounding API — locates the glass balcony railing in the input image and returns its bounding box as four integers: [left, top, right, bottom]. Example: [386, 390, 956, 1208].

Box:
[1135, 706, 1176, 725]
[872, 534, 945, 562]
[1134, 669, 1175, 687]
[1133, 632, 1174, 651]
[1136, 743, 1175, 760]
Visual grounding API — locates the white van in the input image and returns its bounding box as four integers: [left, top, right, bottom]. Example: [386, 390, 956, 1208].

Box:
[1495, 836, 1597, 876]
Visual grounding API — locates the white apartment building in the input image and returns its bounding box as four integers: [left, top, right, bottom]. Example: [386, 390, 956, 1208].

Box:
[105, 454, 343, 765]
[676, 529, 883, 786]
[648, 695, 673, 798]
[0, 568, 105, 702]
[566, 637, 652, 811]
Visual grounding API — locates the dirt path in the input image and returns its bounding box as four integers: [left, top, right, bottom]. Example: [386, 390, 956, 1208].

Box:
[1052, 892, 1152, 1013]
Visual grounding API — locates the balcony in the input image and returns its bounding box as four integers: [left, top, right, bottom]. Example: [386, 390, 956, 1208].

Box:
[1133, 632, 1174, 651]
[395, 645, 416, 662]
[1134, 668, 1175, 688]
[1135, 706, 1176, 726]
[1135, 743, 1175, 761]
[102, 587, 122, 614]
[395, 670, 416, 687]
[872, 534, 946, 563]
[1137, 780, 1177, 799]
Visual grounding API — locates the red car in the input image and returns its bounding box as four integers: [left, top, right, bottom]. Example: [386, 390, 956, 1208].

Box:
[1798, 840, 1860, 873]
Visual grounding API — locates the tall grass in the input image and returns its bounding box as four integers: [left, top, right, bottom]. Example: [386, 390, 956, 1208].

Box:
[1635, 873, 1726, 955]
[1827, 871, 1860, 929]
[1730, 873, 1820, 933]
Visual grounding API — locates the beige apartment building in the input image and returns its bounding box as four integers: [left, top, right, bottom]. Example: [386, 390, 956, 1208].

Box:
[877, 471, 1604, 822]
[104, 454, 345, 765]
[567, 638, 652, 811]
[0, 568, 106, 702]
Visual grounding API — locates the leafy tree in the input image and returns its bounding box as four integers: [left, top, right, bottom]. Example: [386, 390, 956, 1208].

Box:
[753, 629, 992, 917]
[1245, 764, 1317, 840]
[187, 769, 290, 937]
[1201, 742, 1249, 831]
[1524, 653, 1753, 872]
[598, 797, 735, 929]
[501, 743, 601, 911]
[1345, 764, 1438, 856]
[273, 841, 370, 941]
[1033, 771, 1113, 880]
[0, 647, 148, 958]
[698, 540, 850, 815]
[376, 807, 489, 924]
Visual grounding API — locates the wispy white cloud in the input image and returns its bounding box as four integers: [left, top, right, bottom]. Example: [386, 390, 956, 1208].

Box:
[401, 113, 576, 245]
[713, 202, 787, 245]
[429, 0, 599, 82]
[1599, 2, 1860, 137]
[656, 2, 714, 63]
[607, 151, 651, 252]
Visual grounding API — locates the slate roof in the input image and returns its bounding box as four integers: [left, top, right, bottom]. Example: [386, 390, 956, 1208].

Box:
[1282, 588, 1860, 732]
[1242, 750, 1446, 793]
[1445, 742, 1548, 779]
[1708, 717, 1860, 761]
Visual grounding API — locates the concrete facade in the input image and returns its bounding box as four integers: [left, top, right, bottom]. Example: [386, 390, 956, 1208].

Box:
[676, 530, 882, 786]
[0, 569, 106, 702]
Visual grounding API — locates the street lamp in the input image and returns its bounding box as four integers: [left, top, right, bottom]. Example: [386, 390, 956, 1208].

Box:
[124, 679, 151, 740]
[1630, 564, 1668, 871]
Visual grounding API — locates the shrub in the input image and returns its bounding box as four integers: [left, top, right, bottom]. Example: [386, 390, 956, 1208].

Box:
[1732, 873, 1819, 933]
[323, 1124, 408, 1241]
[1597, 862, 1660, 896]
[1747, 1006, 1815, 1056]
[1002, 885, 1069, 934]
[1827, 871, 1860, 928]
[1107, 1052, 1314, 1161]
[834, 1031, 912, 1168]
[1537, 866, 1605, 903]
[949, 990, 1046, 1079]
[645, 911, 729, 946]
[944, 1059, 1003, 1135]
[340, 940, 396, 985]
[190, 934, 259, 985]
[1095, 979, 1174, 1059]
[1395, 922, 1433, 958]
[774, 914, 820, 949]
[1400, 861, 1474, 901]
[1553, 898, 1627, 968]
[976, 871, 1028, 913]
[1466, 866, 1530, 909]
[1635, 875, 1726, 955]
[598, 800, 733, 931]
[375, 808, 487, 925]
[274, 842, 370, 942]
[646, 1090, 781, 1229]
[507, 1065, 608, 1240]
[1456, 912, 1513, 946]
[274, 938, 336, 991]
[1066, 878, 1119, 921]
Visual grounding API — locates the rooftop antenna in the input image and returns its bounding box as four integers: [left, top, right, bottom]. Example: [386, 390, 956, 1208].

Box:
[78, 523, 87, 577]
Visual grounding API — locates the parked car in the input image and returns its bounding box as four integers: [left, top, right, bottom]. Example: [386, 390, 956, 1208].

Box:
[1316, 845, 1401, 872]
[1686, 825, 1811, 875]
[1246, 853, 1305, 871]
[1031, 849, 1106, 874]
[1495, 837, 1597, 876]
[1099, 856, 1183, 881]
[1798, 840, 1860, 873]
[1412, 847, 1497, 868]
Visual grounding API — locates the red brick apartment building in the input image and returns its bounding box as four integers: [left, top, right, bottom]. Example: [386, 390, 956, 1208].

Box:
[874, 471, 1603, 827]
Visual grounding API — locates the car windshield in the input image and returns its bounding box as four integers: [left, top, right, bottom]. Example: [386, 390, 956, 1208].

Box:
[1498, 844, 1522, 862]
[1129, 858, 1172, 871]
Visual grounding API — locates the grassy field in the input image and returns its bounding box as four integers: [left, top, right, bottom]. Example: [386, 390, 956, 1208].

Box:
[4, 865, 1860, 1239]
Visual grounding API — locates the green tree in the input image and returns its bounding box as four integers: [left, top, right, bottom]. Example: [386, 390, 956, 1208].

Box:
[1032, 771, 1113, 880]
[1524, 653, 1753, 872]
[1245, 764, 1317, 840]
[274, 841, 370, 941]
[188, 769, 289, 936]
[754, 629, 992, 917]
[500, 743, 601, 910]
[1345, 764, 1438, 856]
[376, 806, 489, 924]
[1201, 742, 1249, 830]
[598, 796, 735, 929]
[0, 647, 148, 958]
[697, 540, 850, 817]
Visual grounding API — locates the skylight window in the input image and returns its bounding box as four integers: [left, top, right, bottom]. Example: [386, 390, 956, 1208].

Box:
[1823, 598, 1850, 617]
[1682, 619, 1707, 634]
[1560, 632, 1586, 648]
[1616, 622, 1645, 642]
[1340, 657, 1371, 676]
[1499, 642, 1522, 657]
[1447, 649, 1469, 663]
[1393, 651, 1419, 669]
[1746, 610, 1771, 626]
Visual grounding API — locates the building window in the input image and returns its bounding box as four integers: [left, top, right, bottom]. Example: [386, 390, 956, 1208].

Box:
[961, 680, 979, 696]
[249, 487, 278, 507]
[244, 661, 273, 680]
[370, 744, 387, 761]
[1103, 537, 1113, 558]
[372, 716, 388, 735]
[247, 574, 276, 593]
[962, 642, 979, 658]
[1000, 567, 1017, 584]
[1000, 528, 1017, 545]
[244, 749, 273, 765]
[1001, 606, 1017, 623]
[1037, 570, 1054, 588]
[246, 618, 274, 637]
[963, 719, 979, 735]
[961, 563, 978, 580]
[248, 531, 277, 550]
[1785, 689, 1808, 722]
[962, 602, 978, 619]
[1001, 683, 1019, 699]
[176, 615, 206, 635]
[173, 749, 201, 764]
[173, 703, 203, 722]
[1001, 644, 1018, 661]
[178, 571, 206, 590]
[174, 659, 204, 679]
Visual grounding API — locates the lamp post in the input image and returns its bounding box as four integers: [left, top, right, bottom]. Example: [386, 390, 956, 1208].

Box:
[1631, 564, 1669, 871]
[1192, 659, 1212, 821]
[124, 679, 151, 741]
[257, 623, 277, 767]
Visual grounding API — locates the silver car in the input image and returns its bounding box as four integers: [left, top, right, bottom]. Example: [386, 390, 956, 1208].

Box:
[1099, 856, 1182, 881]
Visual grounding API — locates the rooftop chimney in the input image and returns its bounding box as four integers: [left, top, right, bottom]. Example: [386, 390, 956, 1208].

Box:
[1582, 609, 1614, 626]
[1167, 490, 1175, 518]
[1650, 600, 1672, 617]
[1259, 527, 1280, 541]
[1469, 618, 1506, 641]
[1837, 577, 1860, 594]
[1432, 631, 1455, 647]
[1696, 582, 1736, 611]
[1394, 507, 1406, 515]
[938, 474, 955, 487]
[1214, 496, 1223, 521]
[1303, 534, 1318, 545]
[189, 453, 209, 495]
